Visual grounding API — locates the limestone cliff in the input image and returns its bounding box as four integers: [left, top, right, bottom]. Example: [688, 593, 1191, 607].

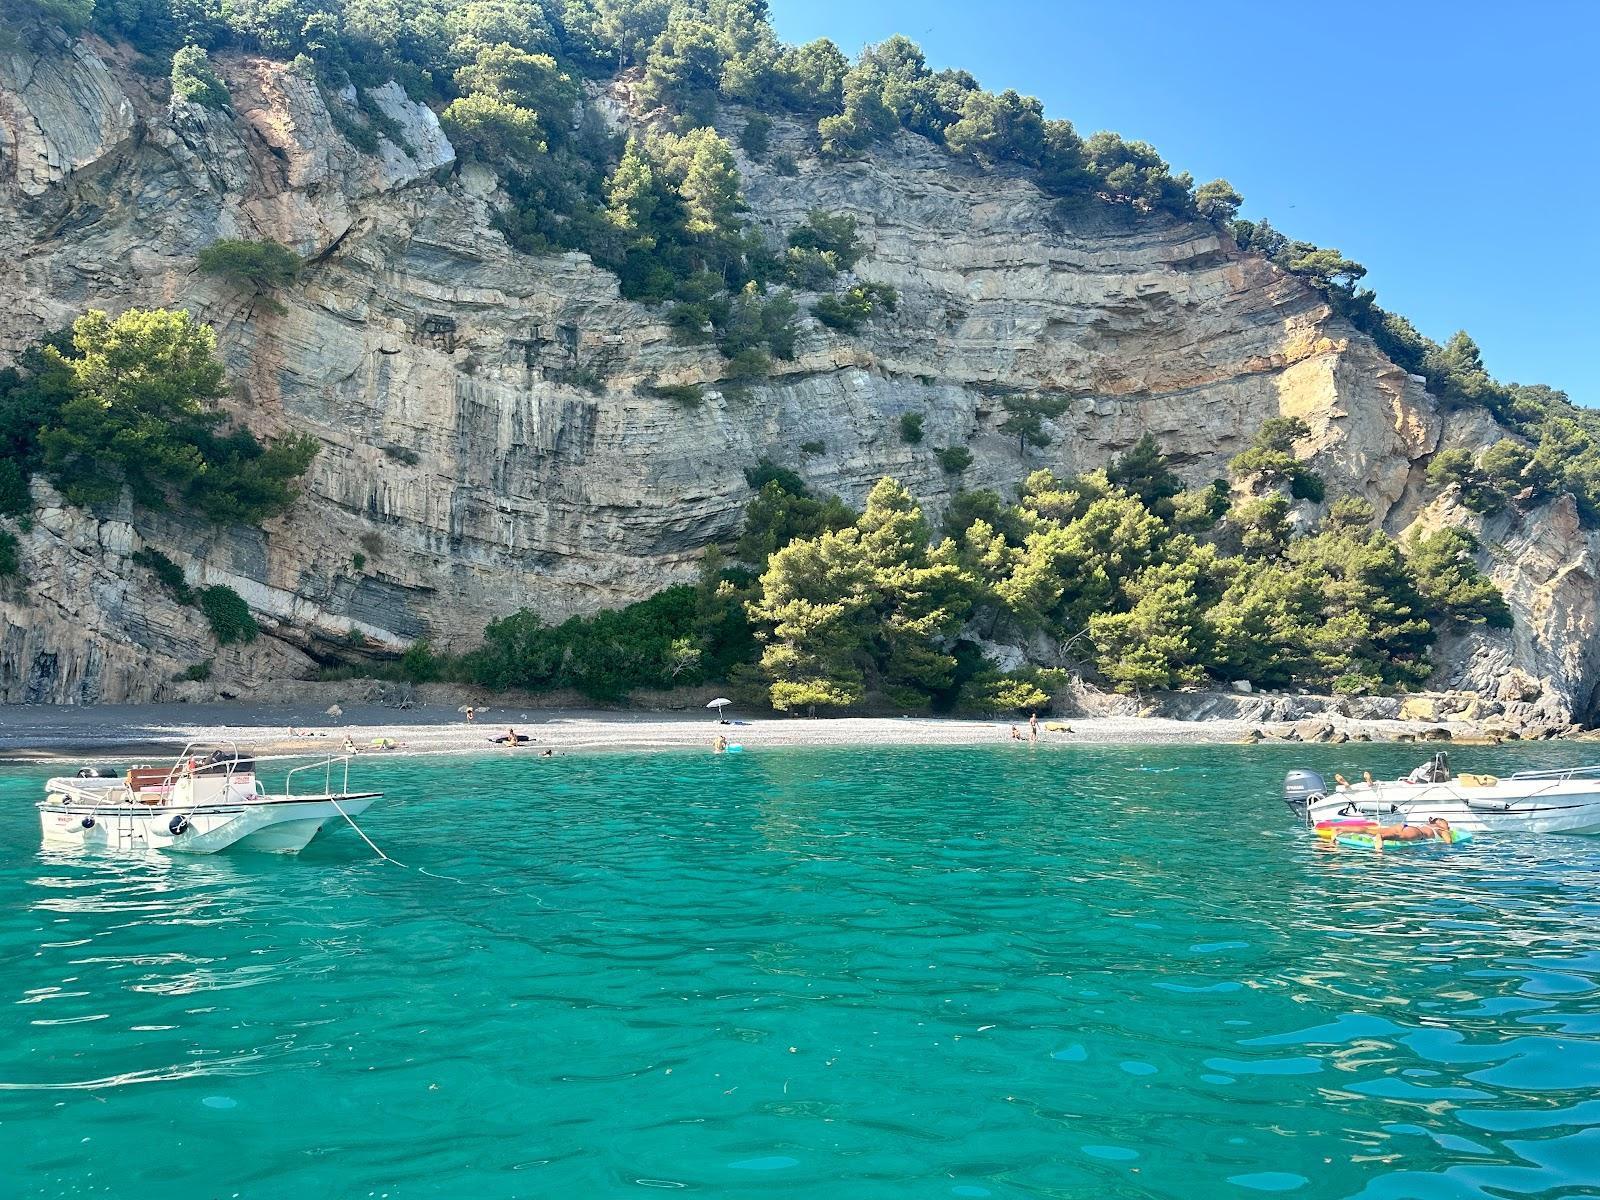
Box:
[2, 28, 1595, 718]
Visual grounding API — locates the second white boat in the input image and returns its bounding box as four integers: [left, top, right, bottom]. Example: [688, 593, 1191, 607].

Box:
[1284, 753, 1600, 835]
[38, 743, 381, 854]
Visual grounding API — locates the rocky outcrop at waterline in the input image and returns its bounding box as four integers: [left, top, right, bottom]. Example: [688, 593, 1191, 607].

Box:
[2, 24, 1597, 720]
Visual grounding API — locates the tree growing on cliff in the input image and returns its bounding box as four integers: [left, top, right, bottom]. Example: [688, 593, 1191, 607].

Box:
[998, 393, 1071, 456]
[442, 91, 550, 162]
[170, 45, 231, 110]
[32, 308, 318, 524]
[14, 0, 91, 34]
[1230, 416, 1325, 500]
[1406, 528, 1513, 629]
[1193, 178, 1242, 222]
[198, 238, 302, 314]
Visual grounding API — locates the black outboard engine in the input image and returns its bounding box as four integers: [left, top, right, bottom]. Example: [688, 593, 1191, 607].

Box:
[1283, 769, 1328, 821]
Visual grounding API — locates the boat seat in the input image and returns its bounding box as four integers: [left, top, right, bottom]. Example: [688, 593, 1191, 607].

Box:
[126, 767, 174, 803]
[1456, 773, 1499, 787]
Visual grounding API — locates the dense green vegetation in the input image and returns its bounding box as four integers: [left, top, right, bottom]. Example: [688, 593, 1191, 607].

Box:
[0, 309, 318, 525]
[20, 0, 1582, 455]
[0, 530, 19, 579]
[169, 43, 230, 108]
[4, 0, 1572, 702]
[1229, 218, 1595, 515]
[36, 0, 1229, 388]
[366, 434, 1508, 711]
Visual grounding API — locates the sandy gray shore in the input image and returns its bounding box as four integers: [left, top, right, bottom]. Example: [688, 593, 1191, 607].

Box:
[0, 701, 1263, 761]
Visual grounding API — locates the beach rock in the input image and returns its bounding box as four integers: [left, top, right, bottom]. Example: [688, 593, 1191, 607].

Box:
[1398, 697, 1439, 722]
[3, 25, 1600, 712]
[1293, 719, 1336, 744]
[1231, 680, 1253, 693]
[1419, 727, 1452, 741]
[1346, 696, 1401, 721]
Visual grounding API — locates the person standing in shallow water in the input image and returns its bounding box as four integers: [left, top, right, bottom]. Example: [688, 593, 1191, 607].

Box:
[1028, 712, 1039, 744]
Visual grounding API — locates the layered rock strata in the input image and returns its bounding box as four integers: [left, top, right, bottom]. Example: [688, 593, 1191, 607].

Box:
[2, 28, 1594, 718]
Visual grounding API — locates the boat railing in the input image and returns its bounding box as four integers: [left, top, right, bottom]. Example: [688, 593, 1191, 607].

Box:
[283, 755, 353, 801]
[162, 740, 246, 789]
[49, 779, 126, 808]
[1506, 764, 1600, 782]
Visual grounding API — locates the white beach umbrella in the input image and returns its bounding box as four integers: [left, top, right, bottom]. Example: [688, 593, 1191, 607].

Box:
[706, 697, 733, 719]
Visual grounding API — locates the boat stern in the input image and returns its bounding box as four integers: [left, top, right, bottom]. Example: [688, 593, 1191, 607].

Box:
[1283, 769, 1329, 823]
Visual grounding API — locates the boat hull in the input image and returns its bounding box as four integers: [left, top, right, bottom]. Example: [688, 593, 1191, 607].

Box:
[38, 795, 380, 854]
[1304, 783, 1600, 836]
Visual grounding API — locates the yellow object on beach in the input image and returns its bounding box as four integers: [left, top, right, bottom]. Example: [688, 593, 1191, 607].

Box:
[1045, 722, 1070, 732]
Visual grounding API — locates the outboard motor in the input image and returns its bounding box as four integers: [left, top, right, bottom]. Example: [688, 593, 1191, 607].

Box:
[1283, 769, 1328, 822]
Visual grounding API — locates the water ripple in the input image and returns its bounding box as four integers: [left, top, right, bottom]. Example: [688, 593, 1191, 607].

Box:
[1, 742, 1596, 1198]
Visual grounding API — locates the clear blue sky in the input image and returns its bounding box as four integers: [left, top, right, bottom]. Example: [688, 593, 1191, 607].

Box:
[768, 0, 1599, 404]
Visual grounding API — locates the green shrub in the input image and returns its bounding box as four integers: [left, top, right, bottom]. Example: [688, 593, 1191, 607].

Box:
[177, 659, 214, 682]
[382, 444, 420, 465]
[739, 113, 771, 157]
[724, 347, 771, 380]
[958, 667, 1068, 714]
[1407, 528, 1513, 629]
[937, 445, 973, 473]
[744, 459, 808, 495]
[899, 412, 924, 443]
[812, 283, 897, 332]
[555, 365, 605, 392]
[800, 440, 825, 455]
[328, 98, 382, 153]
[649, 382, 704, 407]
[132, 547, 195, 604]
[170, 45, 230, 110]
[1289, 471, 1325, 503]
[0, 529, 19, 579]
[352, 552, 366, 572]
[1332, 671, 1382, 696]
[463, 586, 709, 701]
[398, 638, 441, 683]
[0, 459, 30, 517]
[200, 585, 258, 644]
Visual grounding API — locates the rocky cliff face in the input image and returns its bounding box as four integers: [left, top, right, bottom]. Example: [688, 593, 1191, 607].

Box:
[2, 27, 1595, 718]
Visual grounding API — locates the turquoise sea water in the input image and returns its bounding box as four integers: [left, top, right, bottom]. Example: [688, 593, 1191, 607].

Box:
[1, 742, 1598, 1199]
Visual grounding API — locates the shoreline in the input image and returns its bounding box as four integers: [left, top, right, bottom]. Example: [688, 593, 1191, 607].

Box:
[0, 699, 1516, 764]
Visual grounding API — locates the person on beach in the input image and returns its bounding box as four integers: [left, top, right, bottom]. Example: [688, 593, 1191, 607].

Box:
[1029, 712, 1039, 738]
[342, 735, 356, 753]
[1010, 725, 1022, 741]
[1370, 816, 1453, 850]
[713, 734, 727, 753]
[465, 706, 476, 723]
[506, 728, 521, 746]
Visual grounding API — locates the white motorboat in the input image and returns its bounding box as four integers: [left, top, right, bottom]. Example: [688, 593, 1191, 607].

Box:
[39, 743, 381, 854]
[1284, 752, 1600, 835]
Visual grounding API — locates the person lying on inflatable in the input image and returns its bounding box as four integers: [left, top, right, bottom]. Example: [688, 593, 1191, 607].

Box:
[1369, 815, 1452, 849]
